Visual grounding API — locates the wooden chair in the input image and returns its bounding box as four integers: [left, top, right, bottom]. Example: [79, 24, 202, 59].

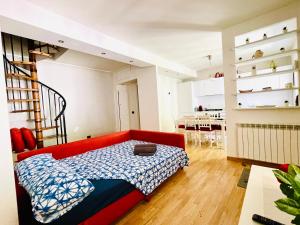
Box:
[197, 115, 214, 147]
[184, 117, 199, 145]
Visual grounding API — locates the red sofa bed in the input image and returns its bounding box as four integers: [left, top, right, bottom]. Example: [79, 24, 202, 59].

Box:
[16, 130, 185, 225]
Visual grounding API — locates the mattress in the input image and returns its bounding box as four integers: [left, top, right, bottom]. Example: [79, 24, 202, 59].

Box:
[33, 179, 135, 225]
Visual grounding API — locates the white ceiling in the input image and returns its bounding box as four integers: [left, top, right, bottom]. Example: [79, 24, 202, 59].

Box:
[28, 0, 296, 71]
[53, 49, 126, 72]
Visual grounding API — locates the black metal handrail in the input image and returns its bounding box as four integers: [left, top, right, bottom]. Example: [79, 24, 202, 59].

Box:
[3, 54, 67, 144]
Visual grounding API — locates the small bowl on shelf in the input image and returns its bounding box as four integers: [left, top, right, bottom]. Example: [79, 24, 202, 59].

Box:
[239, 89, 253, 93]
[262, 87, 272, 91]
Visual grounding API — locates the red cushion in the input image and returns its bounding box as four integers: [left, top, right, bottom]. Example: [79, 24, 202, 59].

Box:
[20, 128, 36, 150]
[278, 164, 289, 173]
[211, 124, 222, 130]
[10, 128, 25, 153]
[200, 127, 212, 132]
[186, 126, 196, 131]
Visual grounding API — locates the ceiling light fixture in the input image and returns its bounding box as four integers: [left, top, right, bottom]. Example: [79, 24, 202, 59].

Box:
[58, 40, 64, 43]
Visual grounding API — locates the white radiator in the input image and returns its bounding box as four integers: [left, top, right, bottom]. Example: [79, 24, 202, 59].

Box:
[237, 123, 300, 164]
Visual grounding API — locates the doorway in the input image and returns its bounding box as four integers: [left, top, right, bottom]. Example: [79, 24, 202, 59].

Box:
[117, 79, 141, 131]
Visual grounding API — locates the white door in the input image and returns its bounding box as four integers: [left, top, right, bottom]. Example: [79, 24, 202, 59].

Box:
[116, 85, 130, 131]
[127, 82, 140, 129]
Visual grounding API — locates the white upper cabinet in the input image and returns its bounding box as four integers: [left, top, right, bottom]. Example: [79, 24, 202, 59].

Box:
[193, 77, 224, 97]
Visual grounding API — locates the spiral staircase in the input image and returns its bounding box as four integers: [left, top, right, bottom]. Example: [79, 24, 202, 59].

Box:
[2, 33, 67, 148]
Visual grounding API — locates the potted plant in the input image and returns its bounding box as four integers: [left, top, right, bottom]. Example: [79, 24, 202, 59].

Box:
[270, 60, 277, 72]
[273, 164, 300, 224]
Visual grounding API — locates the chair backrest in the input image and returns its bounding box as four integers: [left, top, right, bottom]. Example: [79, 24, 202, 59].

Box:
[197, 115, 212, 129]
[184, 117, 197, 129]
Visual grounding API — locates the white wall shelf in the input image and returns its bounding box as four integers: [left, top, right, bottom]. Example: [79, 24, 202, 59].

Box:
[196, 93, 224, 97]
[235, 69, 299, 80]
[235, 87, 299, 95]
[235, 29, 299, 50]
[235, 106, 300, 110]
[235, 49, 299, 67]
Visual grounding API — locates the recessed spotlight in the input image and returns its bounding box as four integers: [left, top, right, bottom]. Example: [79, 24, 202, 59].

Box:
[129, 60, 134, 63]
[101, 52, 106, 55]
[58, 40, 64, 43]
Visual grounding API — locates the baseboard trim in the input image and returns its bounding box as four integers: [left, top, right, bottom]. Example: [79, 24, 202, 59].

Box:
[227, 156, 280, 168]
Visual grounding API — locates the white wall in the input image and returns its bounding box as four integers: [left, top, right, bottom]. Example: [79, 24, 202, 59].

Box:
[195, 66, 224, 80]
[127, 82, 140, 129]
[113, 66, 160, 131]
[0, 29, 19, 225]
[156, 68, 180, 132]
[222, 1, 300, 158]
[36, 53, 115, 142]
[177, 81, 195, 117]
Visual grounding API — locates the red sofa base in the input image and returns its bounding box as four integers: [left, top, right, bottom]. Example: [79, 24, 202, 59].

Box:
[16, 130, 185, 225]
[80, 190, 144, 225]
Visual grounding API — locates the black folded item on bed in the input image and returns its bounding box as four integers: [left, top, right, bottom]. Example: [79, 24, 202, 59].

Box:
[134, 144, 157, 156]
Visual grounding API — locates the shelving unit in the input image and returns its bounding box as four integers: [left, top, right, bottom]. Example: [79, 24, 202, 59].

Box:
[235, 106, 300, 110]
[235, 69, 299, 80]
[235, 49, 299, 66]
[234, 19, 299, 110]
[235, 29, 299, 50]
[234, 87, 299, 95]
[197, 93, 224, 97]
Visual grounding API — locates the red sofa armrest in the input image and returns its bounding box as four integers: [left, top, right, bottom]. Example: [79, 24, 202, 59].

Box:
[129, 130, 185, 150]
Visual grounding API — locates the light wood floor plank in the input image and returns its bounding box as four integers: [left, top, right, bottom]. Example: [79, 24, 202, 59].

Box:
[116, 145, 246, 225]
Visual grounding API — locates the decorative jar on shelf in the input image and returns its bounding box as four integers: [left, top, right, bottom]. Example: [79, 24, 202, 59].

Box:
[283, 26, 288, 34]
[251, 66, 256, 76]
[284, 100, 289, 107]
[253, 50, 264, 59]
[245, 38, 250, 44]
[263, 33, 267, 40]
[238, 102, 242, 108]
[285, 82, 293, 89]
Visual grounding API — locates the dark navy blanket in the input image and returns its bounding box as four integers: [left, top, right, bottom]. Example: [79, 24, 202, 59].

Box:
[31, 179, 135, 225]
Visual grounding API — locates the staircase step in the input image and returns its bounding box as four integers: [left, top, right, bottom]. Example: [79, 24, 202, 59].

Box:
[6, 87, 39, 92]
[31, 126, 59, 131]
[8, 99, 39, 103]
[6, 73, 36, 81]
[27, 118, 46, 122]
[29, 50, 52, 58]
[37, 134, 63, 141]
[10, 61, 35, 70]
[10, 109, 35, 113]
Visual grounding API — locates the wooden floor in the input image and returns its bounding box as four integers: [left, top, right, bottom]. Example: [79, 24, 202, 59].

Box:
[116, 144, 246, 225]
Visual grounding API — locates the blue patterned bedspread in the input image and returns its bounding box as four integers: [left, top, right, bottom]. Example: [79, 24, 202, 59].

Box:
[60, 140, 189, 195]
